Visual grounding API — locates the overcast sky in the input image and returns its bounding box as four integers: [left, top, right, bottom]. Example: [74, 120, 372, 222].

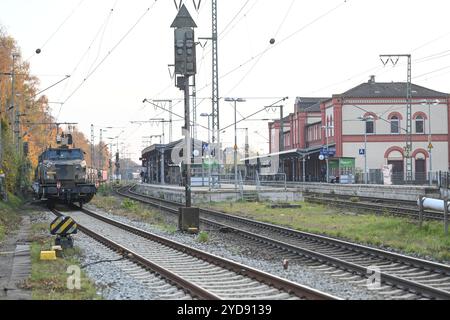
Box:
[1, 0, 450, 162]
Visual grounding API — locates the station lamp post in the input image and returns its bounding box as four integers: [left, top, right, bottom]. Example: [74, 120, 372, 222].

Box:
[421, 99, 439, 185]
[224, 98, 246, 190]
[321, 125, 334, 183]
[201, 113, 213, 190]
[358, 115, 374, 184]
[200, 113, 212, 144]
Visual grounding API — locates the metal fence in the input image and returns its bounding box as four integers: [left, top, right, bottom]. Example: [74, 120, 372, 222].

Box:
[354, 170, 448, 186]
[256, 172, 287, 190]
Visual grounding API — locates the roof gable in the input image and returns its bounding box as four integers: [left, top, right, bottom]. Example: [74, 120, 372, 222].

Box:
[295, 97, 329, 112]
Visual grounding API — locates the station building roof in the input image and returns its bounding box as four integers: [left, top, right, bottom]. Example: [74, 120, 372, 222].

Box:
[295, 97, 328, 113]
[141, 138, 208, 158]
[240, 144, 334, 162]
[337, 81, 449, 99]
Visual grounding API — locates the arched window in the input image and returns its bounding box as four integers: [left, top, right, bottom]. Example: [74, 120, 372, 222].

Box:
[415, 116, 424, 134]
[390, 116, 400, 134]
[365, 117, 374, 134]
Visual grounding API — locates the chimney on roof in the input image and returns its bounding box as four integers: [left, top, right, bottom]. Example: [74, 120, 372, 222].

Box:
[368, 75, 376, 83]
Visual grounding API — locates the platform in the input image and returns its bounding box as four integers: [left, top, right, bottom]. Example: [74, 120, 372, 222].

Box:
[133, 182, 441, 204]
[133, 183, 301, 204]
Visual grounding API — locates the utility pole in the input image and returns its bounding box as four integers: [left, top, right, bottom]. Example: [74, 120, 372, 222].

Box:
[99, 128, 103, 171]
[279, 105, 284, 152]
[153, 100, 173, 142]
[211, 0, 220, 179]
[380, 54, 412, 182]
[225, 98, 246, 190]
[321, 124, 334, 183]
[192, 76, 197, 139]
[109, 142, 113, 184]
[11, 53, 19, 152]
[131, 119, 168, 144]
[196, 0, 220, 184]
[90, 124, 95, 172]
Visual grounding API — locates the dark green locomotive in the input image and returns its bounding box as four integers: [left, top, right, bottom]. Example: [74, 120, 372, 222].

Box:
[33, 135, 96, 207]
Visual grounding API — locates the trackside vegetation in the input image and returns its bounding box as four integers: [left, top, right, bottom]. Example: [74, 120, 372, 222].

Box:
[207, 201, 450, 262]
[0, 193, 22, 241]
[26, 222, 100, 300]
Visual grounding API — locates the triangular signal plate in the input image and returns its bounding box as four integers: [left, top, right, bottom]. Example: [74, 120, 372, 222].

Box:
[171, 4, 197, 28]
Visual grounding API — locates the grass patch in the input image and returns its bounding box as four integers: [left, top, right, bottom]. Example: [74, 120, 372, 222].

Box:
[121, 199, 138, 210]
[96, 184, 114, 197]
[91, 195, 172, 230]
[197, 231, 209, 243]
[207, 201, 450, 262]
[0, 193, 23, 241]
[27, 225, 100, 300]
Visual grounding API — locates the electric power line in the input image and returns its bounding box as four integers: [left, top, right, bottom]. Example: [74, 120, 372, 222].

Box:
[58, 1, 158, 119]
[25, 0, 86, 62]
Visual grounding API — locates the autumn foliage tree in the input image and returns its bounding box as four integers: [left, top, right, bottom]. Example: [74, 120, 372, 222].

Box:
[0, 27, 110, 195]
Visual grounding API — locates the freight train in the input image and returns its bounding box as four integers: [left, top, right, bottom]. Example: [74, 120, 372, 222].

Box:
[32, 133, 97, 207]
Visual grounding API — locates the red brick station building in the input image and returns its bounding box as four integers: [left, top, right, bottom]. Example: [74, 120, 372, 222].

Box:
[266, 77, 450, 183]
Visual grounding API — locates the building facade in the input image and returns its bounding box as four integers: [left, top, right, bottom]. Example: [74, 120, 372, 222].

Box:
[268, 78, 450, 183]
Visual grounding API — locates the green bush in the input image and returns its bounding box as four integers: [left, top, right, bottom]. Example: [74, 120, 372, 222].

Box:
[350, 197, 360, 203]
[121, 199, 138, 210]
[197, 231, 209, 243]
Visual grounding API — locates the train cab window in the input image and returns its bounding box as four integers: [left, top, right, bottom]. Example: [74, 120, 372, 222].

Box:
[47, 149, 84, 160]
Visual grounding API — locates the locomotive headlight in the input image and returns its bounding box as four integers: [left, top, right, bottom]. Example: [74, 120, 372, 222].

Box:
[80, 160, 87, 167]
[45, 170, 56, 180]
[45, 161, 54, 168]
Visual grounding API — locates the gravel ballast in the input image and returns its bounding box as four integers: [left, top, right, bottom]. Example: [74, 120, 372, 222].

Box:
[82, 203, 386, 300]
[32, 209, 190, 300]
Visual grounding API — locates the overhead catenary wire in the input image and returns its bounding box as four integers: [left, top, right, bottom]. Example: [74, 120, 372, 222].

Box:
[57, 0, 121, 104]
[58, 1, 158, 120]
[158, 0, 348, 120]
[273, 0, 295, 39]
[306, 24, 450, 96]
[198, 0, 349, 98]
[85, 0, 120, 77]
[150, 0, 258, 100]
[25, 0, 86, 62]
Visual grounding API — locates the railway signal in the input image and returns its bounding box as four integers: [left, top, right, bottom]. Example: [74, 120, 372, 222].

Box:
[171, 4, 200, 231]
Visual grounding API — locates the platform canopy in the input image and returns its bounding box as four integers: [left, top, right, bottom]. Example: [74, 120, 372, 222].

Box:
[240, 145, 330, 162]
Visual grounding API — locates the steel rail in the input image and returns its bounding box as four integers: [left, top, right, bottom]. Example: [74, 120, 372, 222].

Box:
[303, 192, 443, 219]
[50, 208, 218, 300]
[54, 205, 336, 300]
[304, 196, 443, 221]
[116, 185, 450, 300]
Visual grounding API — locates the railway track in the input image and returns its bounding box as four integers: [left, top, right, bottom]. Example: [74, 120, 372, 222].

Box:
[50, 206, 336, 300]
[303, 194, 444, 221]
[116, 185, 450, 300]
